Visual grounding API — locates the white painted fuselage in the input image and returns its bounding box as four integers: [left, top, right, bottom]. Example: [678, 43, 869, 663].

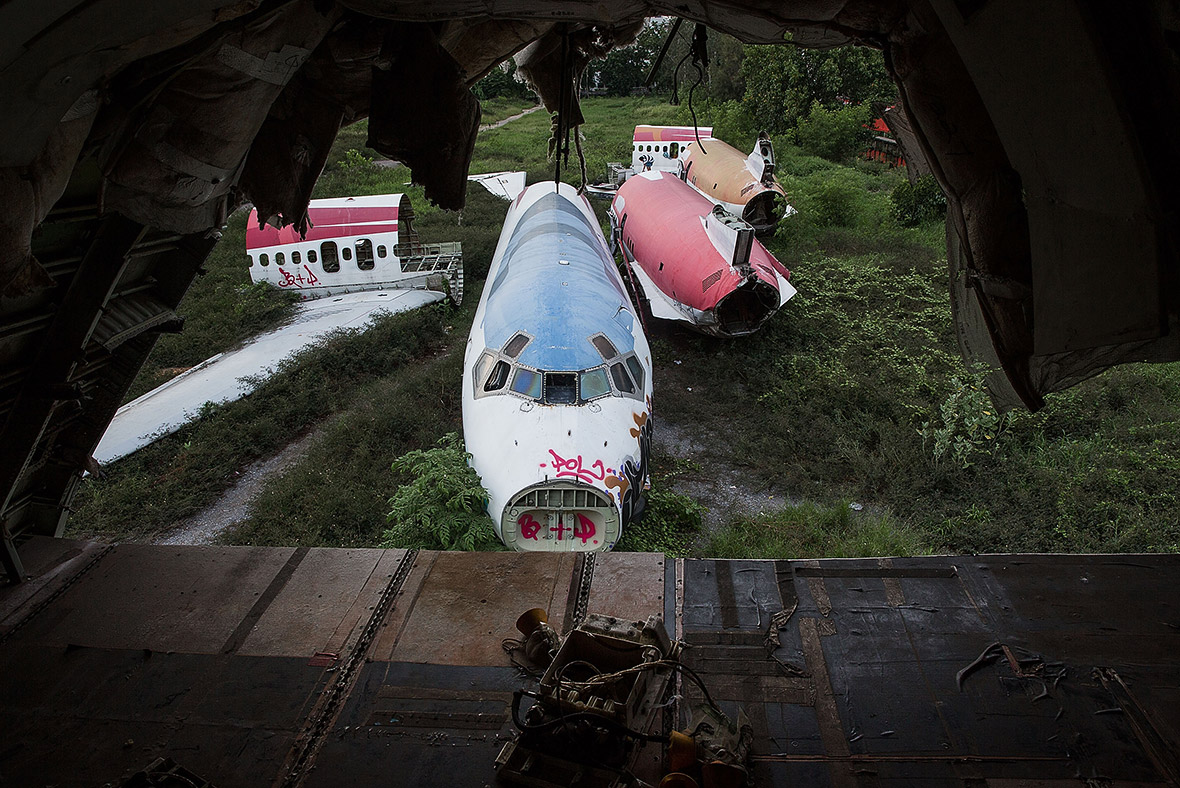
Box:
[463, 182, 653, 552]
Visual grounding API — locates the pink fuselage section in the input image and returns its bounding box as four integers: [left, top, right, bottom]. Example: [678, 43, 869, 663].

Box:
[612, 173, 788, 313]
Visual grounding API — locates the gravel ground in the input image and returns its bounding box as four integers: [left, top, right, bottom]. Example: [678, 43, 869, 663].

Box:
[654, 419, 794, 542]
[152, 429, 322, 546]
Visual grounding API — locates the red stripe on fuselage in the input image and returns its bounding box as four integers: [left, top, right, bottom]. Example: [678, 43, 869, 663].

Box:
[247, 219, 398, 249]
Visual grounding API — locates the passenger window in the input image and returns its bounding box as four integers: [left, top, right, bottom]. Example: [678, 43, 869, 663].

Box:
[342, 246, 352, 261]
[356, 239, 374, 270]
[247, 255, 254, 267]
[260, 253, 269, 266]
[610, 363, 635, 394]
[377, 245, 387, 258]
[320, 242, 339, 272]
[544, 373, 577, 404]
[308, 249, 317, 263]
[580, 368, 611, 400]
[669, 142, 679, 157]
[590, 334, 617, 360]
[292, 250, 301, 264]
[503, 333, 530, 358]
[275, 251, 285, 266]
[625, 356, 645, 390]
[484, 360, 510, 392]
[511, 368, 542, 399]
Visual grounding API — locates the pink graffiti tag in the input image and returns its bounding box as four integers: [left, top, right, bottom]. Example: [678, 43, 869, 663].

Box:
[573, 514, 597, 545]
[518, 514, 542, 541]
[277, 265, 322, 288]
[547, 449, 606, 484]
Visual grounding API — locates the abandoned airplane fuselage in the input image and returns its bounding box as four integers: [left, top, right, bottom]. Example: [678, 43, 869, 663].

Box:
[610, 170, 796, 337]
[463, 182, 653, 552]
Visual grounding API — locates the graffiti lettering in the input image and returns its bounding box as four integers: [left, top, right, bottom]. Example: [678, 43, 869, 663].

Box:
[547, 449, 606, 484]
[573, 514, 597, 545]
[277, 265, 321, 289]
[518, 513, 542, 541]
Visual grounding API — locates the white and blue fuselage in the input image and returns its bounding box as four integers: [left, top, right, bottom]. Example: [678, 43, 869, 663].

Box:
[463, 182, 653, 552]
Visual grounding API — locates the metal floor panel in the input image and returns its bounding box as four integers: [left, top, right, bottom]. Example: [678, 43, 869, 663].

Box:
[1, 541, 1178, 787]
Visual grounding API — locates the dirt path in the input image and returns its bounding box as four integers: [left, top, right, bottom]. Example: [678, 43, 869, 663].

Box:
[152, 428, 323, 546]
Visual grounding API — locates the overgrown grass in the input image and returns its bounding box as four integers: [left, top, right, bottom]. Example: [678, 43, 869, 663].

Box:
[79, 95, 1180, 560]
[71, 306, 453, 542]
[705, 503, 927, 559]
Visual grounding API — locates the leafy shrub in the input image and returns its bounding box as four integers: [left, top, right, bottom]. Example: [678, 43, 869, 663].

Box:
[793, 101, 872, 162]
[615, 486, 705, 555]
[799, 171, 864, 228]
[920, 363, 1009, 468]
[891, 174, 947, 226]
[382, 432, 500, 551]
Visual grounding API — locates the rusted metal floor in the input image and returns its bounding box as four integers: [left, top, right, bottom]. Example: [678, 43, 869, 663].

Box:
[1, 539, 1177, 787]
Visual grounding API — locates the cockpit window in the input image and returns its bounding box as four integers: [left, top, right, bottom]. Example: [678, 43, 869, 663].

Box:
[580, 367, 611, 400]
[590, 334, 618, 360]
[610, 362, 635, 394]
[511, 368, 542, 398]
[503, 333, 530, 358]
[625, 356, 645, 390]
[544, 373, 577, 404]
[484, 360, 510, 392]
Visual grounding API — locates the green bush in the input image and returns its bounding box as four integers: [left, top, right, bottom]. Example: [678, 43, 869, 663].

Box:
[381, 432, 501, 551]
[919, 363, 1009, 468]
[799, 171, 864, 228]
[891, 174, 947, 226]
[615, 486, 705, 555]
[793, 101, 873, 162]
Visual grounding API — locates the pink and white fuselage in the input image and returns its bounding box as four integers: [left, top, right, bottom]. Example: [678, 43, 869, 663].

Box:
[245, 193, 461, 301]
[610, 170, 796, 337]
[463, 182, 653, 552]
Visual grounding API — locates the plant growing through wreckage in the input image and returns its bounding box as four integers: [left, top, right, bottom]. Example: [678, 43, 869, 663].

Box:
[381, 432, 501, 551]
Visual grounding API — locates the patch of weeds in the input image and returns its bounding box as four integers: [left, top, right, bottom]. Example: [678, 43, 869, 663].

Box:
[700, 502, 927, 559]
[920, 362, 1010, 468]
[381, 432, 501, 551]
[615, 485, 705, 555]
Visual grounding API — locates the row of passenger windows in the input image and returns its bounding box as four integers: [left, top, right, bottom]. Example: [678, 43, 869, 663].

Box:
[251, 239, 386, 272]
[473, 332, 645, 404]
[634, 142, 680, 156]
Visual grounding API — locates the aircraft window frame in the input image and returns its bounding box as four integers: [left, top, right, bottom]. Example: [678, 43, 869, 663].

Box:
[356, 239, 375, 270]
[625, 355, 645, 391]
[259, 253, 269, 266]
[610, 362, 635, 394]
[511, 367, 543, 399]
[321, 242, 340, 272]
[590, 334, 618, 360]
[275, 251, 285, 266]
[484, 360, 510, 392]
[342, 246, 353, 262]
[377, 245, 387, 258]
[503, 333, 531, 358]
[579, 367, 611, 400]
[292, 250, 301, 265]
[543, 372, 578, 405]
[308, 249, 317, 263]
